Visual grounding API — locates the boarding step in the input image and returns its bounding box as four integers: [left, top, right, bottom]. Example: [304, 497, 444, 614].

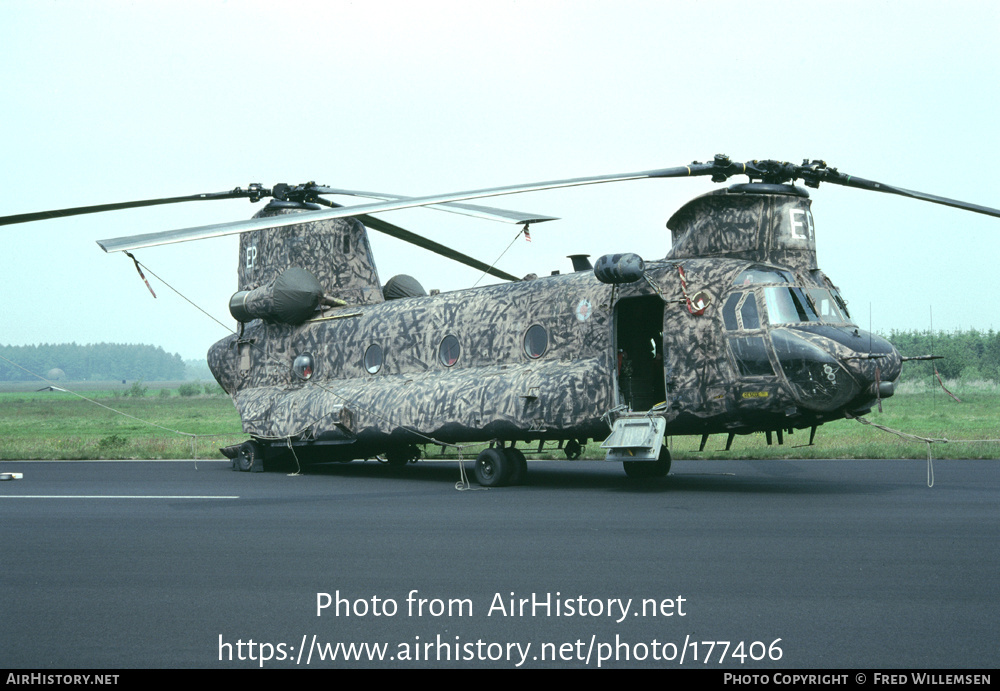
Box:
[601, 414, 666, 462]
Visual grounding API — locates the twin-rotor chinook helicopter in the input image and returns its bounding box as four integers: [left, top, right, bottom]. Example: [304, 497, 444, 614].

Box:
[6, 155, 999, 485]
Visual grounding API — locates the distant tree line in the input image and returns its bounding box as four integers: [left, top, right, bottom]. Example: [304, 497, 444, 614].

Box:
[0, 343, 186, 382]
[887, 329, 1000, 382]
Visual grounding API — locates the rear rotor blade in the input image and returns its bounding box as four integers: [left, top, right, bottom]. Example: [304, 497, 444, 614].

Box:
[314, 187, 558, 225]
[93, 155, 1000, 253]
[307, 197, 521, 281]
[0, 187, 264, 227]
[356, 213, 521, 282]
[97, 163, 717, 252]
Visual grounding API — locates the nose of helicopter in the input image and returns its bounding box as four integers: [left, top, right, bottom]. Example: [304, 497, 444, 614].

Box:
[771, 326, 902, 412]
[837, 328, 902, 403]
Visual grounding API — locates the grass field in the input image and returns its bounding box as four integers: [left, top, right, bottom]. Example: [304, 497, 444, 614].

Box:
[0, 388, 245, 460]
[1, 380, 998, 461]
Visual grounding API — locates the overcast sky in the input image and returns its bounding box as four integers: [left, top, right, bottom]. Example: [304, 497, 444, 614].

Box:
[2, 0, 998, 361]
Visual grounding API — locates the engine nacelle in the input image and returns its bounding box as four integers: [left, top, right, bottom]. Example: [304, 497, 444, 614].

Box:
[229, 267, 323, 325]
[594, 252, 645, 284]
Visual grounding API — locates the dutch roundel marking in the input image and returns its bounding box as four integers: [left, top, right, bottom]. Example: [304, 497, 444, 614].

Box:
[575, 298, 592, 322]
[690, 290, 711, 316]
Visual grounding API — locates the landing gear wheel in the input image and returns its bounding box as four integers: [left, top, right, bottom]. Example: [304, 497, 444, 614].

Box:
[475, 447, 512, 487]
[385, 444, 421, 468]
[385, 454, 408, 468]
[564, 439, 584, 459]
[236, 440, 263, 472]
[503, 447, 528, 485]
[623, 446, 671, 480]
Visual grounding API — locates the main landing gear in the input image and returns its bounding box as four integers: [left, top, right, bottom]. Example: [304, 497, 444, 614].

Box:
[235, 439, 264, 472]
[622, 445, 672, 479]
[384, 444, 421, 468]
[474, 446, 528, 487]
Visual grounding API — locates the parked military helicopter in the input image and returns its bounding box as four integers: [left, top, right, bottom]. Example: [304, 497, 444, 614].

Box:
[5, 156, 999, 485]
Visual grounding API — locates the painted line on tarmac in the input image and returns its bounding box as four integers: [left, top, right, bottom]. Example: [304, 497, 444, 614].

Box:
[0, 459, 229, 463]
[0, 495, 239, 499]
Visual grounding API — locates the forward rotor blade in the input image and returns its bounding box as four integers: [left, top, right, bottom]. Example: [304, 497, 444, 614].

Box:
[814, 172, 1000, 218]
[97, 164, 715, 252]
[0, 188, 260, 227]
[314, 187, 558, 225]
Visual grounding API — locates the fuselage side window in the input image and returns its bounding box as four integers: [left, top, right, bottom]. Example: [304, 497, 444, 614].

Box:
[364, 344, 383, 374]
[523, 324, 548, 359]
[293, 353, 315, 380]
[439, 335, 460, 367]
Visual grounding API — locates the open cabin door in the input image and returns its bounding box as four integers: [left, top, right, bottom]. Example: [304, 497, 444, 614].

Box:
[614, 296, 666, 412]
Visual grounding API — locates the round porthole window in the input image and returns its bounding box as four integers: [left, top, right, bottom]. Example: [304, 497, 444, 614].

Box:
[292, 353, 314, 380]
[439, 335, 460, 367]
[364, 344, 383, 374]
[523, 324, 548, 359]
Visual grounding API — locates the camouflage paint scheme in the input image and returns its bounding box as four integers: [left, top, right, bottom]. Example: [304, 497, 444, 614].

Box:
[208, 185, 901, 460]
[238, 206, 383, 306]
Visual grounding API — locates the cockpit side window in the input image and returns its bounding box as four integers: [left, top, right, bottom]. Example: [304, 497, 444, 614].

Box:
[831, 288, 851, 319]
[808, 269, 852, 321]
[733, 266, 794, 286]
[763, 286, 819, 325]
[806, 288, 854, 325]
[740, 294, 760, 330]
[728, 335, 775, 376]
[722, 292, 761, 331]
[723, 292, 774, 376]
[722, 294, 741, 330]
